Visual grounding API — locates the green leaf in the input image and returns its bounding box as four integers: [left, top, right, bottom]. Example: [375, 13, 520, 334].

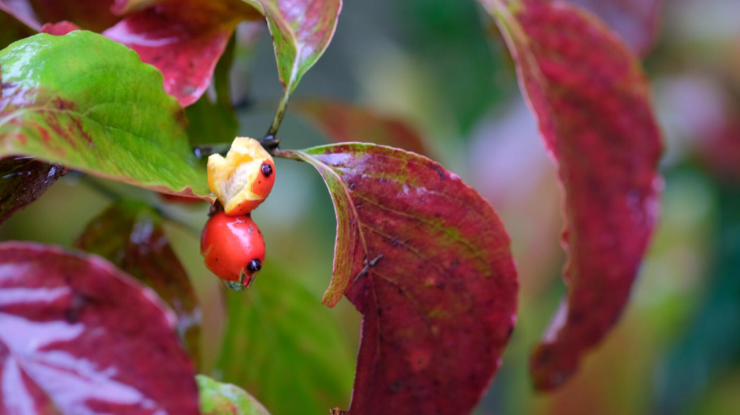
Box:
[74, 200, 202, 368]
[217, 263, 354, 414]
[197, 375, 270, 415]
[241, 0, 342, 96]
[0, 31, 210, 197]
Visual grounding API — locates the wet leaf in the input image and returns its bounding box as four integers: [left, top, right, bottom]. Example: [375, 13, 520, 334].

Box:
[74, 200, 201, 367]
[217, 264, 354, 415]
[197, 375, 270, 415]
[480, 0, 663, 390]
[0, 241, 199, 414]
[0, 31, 210, 197]
[241, 0, 342, 96]
[276, 143, 518, 415]
[104, 0, 261, 107]
[550, 0, 663, 56]
[0, 157, 67, 226]
[294, 99, 431, 156]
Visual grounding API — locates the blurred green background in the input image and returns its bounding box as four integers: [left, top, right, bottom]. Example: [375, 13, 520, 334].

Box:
[3, 0, 740, 413]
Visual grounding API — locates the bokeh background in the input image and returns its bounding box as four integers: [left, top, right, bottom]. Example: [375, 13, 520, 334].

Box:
[3, 0, 740, 413]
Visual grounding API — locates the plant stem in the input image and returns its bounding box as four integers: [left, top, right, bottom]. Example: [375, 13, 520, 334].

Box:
[265, 92, 290, 139]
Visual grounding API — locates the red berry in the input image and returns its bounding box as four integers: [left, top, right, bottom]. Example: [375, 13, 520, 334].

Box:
[200, 212, 265, 290]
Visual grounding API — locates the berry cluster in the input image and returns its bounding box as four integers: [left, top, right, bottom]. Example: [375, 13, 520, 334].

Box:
[200, 137, 276, 291]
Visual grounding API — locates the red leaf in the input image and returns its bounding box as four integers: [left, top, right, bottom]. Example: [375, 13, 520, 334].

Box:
[277, 144, 518, 415]
[74, 201, 202, 368]
[480, 0, 663, 390]
[550, 0, 663, 56]
[40, 20, 81, 35]
[294, 99, 432, 156]
[0, 0, 119, 32]
[103, 0, 260, 107]
[28, 0, 119, 32]
[0, 158, 67, 225]
[0, 241, 199, 414]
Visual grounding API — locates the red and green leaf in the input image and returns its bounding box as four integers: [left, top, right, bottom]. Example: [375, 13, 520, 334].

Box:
[480, 0, 663, 390]
[197, 375, 270, 415]
[0, 31, 210, 197]
[0, 157, 67, 226]
[294, 99, 432, 156]
[74, 200, 202, 367]
[0, 241, 198, 414]
[276, 143, 518, 415]
[242, 0, 342, 97]
[551, 0, 663, 56]
[104, 0, 261, 107]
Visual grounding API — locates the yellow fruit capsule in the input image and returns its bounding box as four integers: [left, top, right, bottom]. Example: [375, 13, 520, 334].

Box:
[207, 137, 276, 215]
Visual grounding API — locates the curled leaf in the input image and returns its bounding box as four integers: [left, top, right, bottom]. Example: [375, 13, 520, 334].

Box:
[242, 0, 342, 96]
[276, 143, 518, 414]
[75, 200, 202, 367]
[0, 31, 209, 197]
[480, 0, 663, 390]
[104, 0, 260, 107]
[0, 241, 199, 414]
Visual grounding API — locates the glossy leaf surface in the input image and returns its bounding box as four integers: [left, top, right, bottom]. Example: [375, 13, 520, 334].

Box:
[552, 0, 663, 56]
[0, 31, 209, 197]
[277, 143, 518, 415]
[242, 0, 342, 95]
[75, 201, 201, 366]
[481, 0, 663, 390]
[217, 264, 354, 415]
[104, 0, 259, 107]
[0, 157, 67, 226]
[198, 375, 270, 415]
[0, 241, 198, 414]
[294, 99, 431, 156]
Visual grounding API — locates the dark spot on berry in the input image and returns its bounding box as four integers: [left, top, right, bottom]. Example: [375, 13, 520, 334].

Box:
[261, 162, 273, 177]
[247, 259, 262, 272]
